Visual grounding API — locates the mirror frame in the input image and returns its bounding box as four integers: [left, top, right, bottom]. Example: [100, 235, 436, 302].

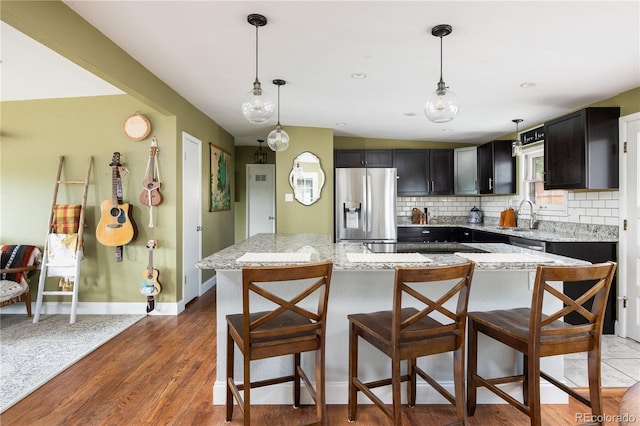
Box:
[289, 151, 325, 206]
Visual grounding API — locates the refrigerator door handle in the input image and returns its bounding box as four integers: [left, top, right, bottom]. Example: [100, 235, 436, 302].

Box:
[365, 173, 372, 232]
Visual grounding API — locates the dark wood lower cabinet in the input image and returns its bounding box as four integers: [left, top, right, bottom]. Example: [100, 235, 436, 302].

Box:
[546, 242, 617, 334]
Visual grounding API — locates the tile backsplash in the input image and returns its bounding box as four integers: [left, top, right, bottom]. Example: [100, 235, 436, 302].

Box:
[397, 191, 620, 228]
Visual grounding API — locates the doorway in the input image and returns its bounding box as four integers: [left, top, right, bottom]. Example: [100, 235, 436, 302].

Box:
[182, 132, 202, 307]
[619, 113, 640, 342]
[246, 164, 275, 238]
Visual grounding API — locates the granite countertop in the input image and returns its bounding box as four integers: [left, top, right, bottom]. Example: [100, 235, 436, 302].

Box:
[396, 218, 618, 243]
[196, 233, 589, 272]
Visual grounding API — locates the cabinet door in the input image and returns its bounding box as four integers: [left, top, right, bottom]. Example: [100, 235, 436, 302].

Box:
[364, 150, 394, 167]
[544, 112, 586, 189]
[546, 242, 617, 334]
[394, 150, 429, 195]
[492, 141, 516, 194]
[429, 149, 454, 195]
[454, 146, 478, 195]
[477, 143, 494, 194]
[335, 150, 364, 168]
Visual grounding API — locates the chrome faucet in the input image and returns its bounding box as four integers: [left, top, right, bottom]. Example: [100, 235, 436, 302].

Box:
[517, 199, 537, 229]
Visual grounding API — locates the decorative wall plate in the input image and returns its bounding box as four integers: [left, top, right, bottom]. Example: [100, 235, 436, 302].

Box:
[123, 113, 151, 141]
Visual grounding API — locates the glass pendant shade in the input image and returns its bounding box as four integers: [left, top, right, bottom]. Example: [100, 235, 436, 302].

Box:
[424, 81, 459, 123]
[511, 118, 524, 157]
[267, 124, 290, 151]
[242, 82, 275, 123]
[512, 140, 523, 157]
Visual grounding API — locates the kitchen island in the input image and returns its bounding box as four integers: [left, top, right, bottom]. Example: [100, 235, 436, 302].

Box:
[196, 233, 589, 406]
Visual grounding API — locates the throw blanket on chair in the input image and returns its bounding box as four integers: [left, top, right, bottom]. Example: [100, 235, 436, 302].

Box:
[0, 245, 42, 284]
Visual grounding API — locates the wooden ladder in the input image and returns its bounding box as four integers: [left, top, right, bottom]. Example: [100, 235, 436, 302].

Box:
[33, 156, 93, 324]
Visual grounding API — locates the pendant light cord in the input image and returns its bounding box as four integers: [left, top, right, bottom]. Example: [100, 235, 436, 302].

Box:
[439, 35, 443, 82]
[254, 25, 259, 83]
[276, 84, 281, 126]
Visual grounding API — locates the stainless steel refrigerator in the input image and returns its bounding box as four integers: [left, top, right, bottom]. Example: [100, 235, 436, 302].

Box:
[335, 168, 397, 242]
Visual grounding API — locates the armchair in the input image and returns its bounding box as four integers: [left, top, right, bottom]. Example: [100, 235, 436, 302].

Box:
[0, 245, 42, 316]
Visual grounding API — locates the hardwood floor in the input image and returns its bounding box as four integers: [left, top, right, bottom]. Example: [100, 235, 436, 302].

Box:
[0, 288, 626, 425]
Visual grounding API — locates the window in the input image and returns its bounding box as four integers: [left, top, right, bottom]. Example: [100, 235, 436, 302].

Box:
[521, 144, 567, 214]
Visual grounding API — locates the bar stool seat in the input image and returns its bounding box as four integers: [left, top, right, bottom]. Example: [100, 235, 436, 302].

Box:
[348, 262, 475, 426]
[226, 261, 333, 426]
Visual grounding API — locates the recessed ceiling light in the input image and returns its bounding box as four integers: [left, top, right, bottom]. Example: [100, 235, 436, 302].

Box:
[350, 73, 367, 79]
[335, 122, 346, 127]
[520, 82, 536, 88]
[442, 128, 454, 132]
[403, 112, 417, 117]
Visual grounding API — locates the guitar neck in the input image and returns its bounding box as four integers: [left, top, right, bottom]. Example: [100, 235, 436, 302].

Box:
[111, 165, 119, 206]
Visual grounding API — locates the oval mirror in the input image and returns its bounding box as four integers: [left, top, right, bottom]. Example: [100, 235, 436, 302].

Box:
[289, 151, 325, 205]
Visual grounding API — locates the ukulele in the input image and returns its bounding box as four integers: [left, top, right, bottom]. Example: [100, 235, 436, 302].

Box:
[139, 141, 162, 206]
[140, 240, 161, 313]
[96, 152, 136, 246]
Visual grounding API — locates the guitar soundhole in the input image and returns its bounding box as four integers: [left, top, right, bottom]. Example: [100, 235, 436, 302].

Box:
[110, 207, 120, 217]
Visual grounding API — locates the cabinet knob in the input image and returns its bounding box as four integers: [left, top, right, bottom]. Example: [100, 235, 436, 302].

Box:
[421, 230, 431, 234]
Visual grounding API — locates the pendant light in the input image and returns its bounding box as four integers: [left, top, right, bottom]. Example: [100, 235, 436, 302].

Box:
[253, 139, 268, 164]
[424, 24, 460, 123]
[267, 79, 290, 152]
[241, 14, 275, 124]
[511, 119, 524, 157]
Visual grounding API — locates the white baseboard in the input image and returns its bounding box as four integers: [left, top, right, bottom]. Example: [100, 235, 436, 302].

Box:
[0, 301, 180, 316]
[0, 278, 217, 317]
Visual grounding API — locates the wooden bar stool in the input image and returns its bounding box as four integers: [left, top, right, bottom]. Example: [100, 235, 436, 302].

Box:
[225, 261, 333, 426]
[466, 262, 617, 426]
[348, 262, 475, 425]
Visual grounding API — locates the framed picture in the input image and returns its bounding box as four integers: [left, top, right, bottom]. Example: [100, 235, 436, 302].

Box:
[210, 143, 231, 212]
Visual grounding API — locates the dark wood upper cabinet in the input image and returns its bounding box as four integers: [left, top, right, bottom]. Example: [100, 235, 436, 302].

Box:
[394, 149, 453, 196]
[543, 107, 620, 190]
[334, 149, 393, 168]
[477, 140, 516, 195]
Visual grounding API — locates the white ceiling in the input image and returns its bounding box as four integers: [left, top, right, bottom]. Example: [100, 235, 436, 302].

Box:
[4, 1, 640, 147]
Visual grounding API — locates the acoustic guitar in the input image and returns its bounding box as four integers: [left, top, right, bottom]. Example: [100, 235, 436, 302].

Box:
[96, 152, 135, 246]
[139, 143, 162, 206]
[140, 240, 161, 313]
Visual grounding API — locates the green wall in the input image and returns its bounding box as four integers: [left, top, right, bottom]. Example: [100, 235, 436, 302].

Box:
[1, 0, 235, 306]
[275, 126, 334, 236]
[1, 96, 180, 302]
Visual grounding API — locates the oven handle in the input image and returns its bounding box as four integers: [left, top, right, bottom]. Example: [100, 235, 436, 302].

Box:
[510, 240, 546, 251]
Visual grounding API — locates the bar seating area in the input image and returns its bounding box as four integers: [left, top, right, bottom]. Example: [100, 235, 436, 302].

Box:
[222, 259, 622, 426]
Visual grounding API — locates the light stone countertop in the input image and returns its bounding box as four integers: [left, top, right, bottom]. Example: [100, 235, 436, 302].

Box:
[196, 233, 589, 272]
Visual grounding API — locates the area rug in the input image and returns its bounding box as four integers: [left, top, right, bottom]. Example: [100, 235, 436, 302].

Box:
[0, 313, 144, 412]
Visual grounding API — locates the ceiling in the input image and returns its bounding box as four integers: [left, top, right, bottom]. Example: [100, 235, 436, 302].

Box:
[4, 1, 640, 147]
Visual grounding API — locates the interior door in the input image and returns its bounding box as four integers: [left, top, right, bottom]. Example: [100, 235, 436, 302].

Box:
[619, 113, 640, 342]
[182, 132, 202, 306]
[246, 164, 275, 238]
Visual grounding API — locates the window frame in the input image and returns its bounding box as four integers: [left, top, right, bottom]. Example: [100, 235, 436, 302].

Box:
[520, 143, 568, 215]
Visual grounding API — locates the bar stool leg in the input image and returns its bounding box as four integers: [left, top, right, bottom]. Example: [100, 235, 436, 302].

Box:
[408, 358, 417, 407]
[226, 327, 234, 422]
[348, 324, 358, 422]
[294, 352, 301, 408]
[453, 346, 466, 424]
[391, 353, 402, 426]
[527, 353, 541, 426]
[587, 348, 604, 420]
[316, 343, 327, 425]
[243, 352, 251, 426]
[522, 354, 529, 405]
[466, 319, 478, 417]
